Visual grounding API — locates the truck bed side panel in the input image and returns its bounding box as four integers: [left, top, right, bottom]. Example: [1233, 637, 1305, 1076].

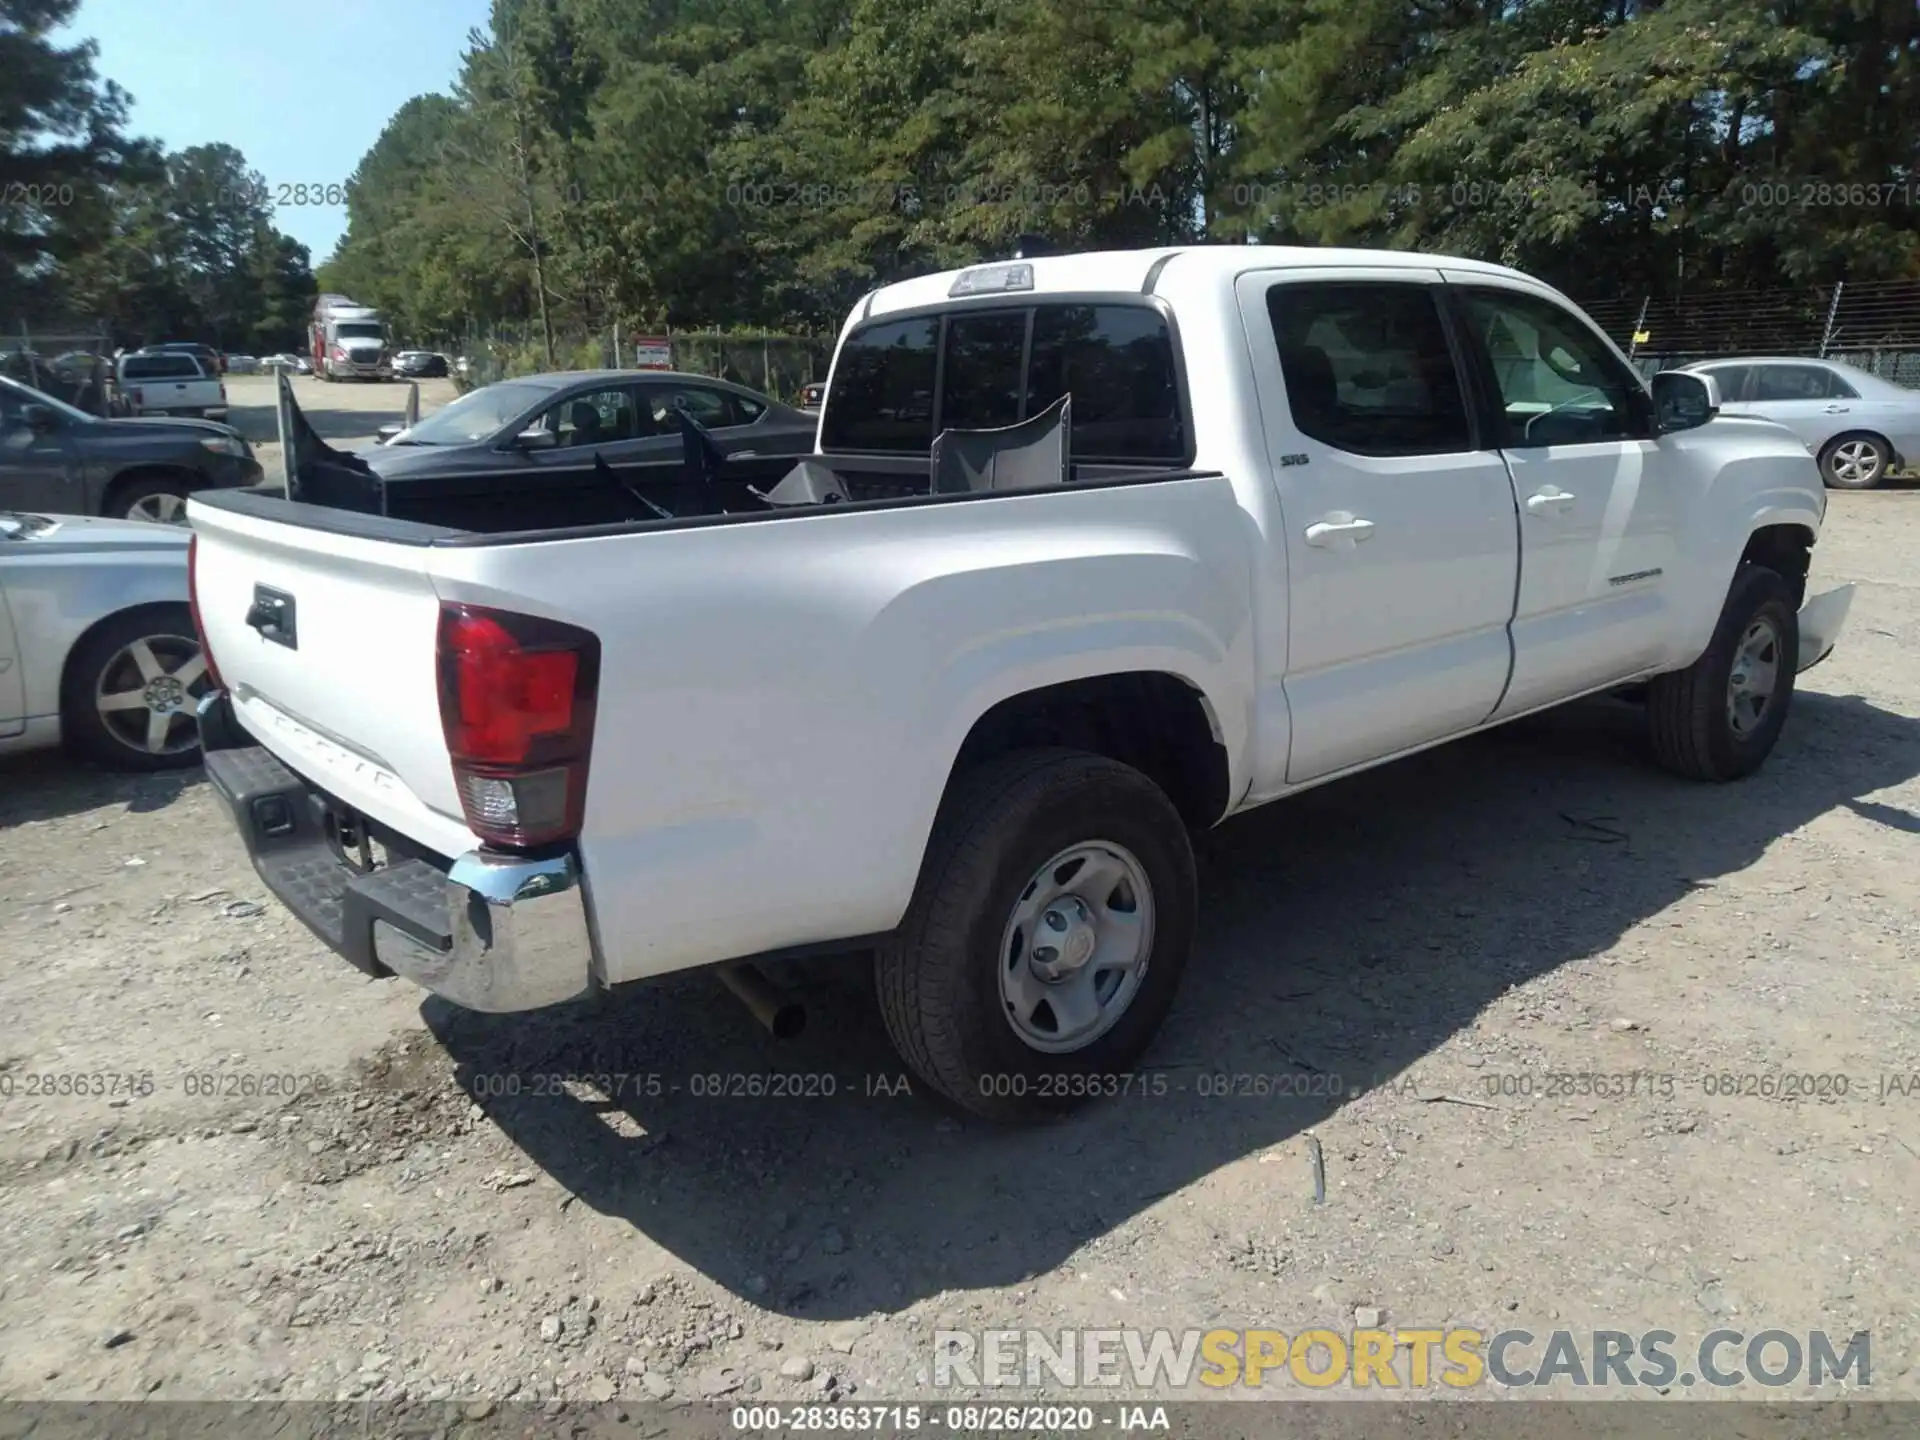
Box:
[425, 474, 1257, 982]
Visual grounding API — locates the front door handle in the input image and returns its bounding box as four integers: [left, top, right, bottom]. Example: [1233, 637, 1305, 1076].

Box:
[1304, 514, 1375, 548]
[1823, 404, 1850, 414]
[1525, 487, 1576, 515]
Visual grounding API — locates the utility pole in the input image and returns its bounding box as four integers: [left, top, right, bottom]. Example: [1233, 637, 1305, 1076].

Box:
[1819, 282, 1844, 357]
[1627, 296, 1651, 362]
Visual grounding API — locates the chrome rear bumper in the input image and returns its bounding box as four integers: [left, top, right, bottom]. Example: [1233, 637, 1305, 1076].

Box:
[374, 850, 597, 1012]
[199, 692, 597, 1013]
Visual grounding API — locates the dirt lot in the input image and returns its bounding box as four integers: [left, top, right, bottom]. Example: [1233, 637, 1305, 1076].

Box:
[220, 372, 464, 483]
[1, 477, 1917, 1410]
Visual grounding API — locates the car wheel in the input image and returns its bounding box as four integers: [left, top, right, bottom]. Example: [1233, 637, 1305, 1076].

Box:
[875, 749, 1197, 1122]
[1818, 432, 1890, 489]
[1646, 564, 1799, 782]
[61, 604, 211, 772]
[108, 475, 193, 525]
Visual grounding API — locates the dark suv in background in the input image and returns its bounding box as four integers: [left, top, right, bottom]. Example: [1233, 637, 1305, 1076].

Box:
[0, 374, 262, 523]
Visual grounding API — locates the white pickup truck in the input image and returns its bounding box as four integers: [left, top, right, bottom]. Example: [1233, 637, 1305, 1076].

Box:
[116, 350, 228, 421]
[186, 245, 1853, 1121]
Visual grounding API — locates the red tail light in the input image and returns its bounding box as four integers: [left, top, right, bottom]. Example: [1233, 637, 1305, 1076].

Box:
[187, 534, 223, 689]
[436, 604, 599, 851]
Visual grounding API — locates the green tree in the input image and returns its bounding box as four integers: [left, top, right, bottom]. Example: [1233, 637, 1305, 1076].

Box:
[0, 0, 160, 321]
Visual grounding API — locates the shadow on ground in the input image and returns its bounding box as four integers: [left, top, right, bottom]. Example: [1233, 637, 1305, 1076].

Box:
[422, 689, 1920, 1320]
[0, 753, 201, 826]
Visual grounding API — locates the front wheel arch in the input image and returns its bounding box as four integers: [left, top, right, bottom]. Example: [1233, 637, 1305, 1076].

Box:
[101, 466, 201, 522]
[1740, 522, 1813, 609]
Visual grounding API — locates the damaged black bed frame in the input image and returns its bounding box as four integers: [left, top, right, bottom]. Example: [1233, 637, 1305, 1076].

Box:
[296, 399, 1082, 536]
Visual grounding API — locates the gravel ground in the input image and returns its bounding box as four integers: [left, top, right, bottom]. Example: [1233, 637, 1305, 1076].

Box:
[219, 372, 463, 483]
[1, 475, 1916, 1410]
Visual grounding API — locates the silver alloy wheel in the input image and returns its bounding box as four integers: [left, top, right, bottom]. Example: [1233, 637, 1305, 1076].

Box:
[1726, 616, 1781, 738]
[1827, 439, 1885, 486]
[126, 491, 188, 525]
[95, 634, 209, 757]
[997, 841, 1155, 1054]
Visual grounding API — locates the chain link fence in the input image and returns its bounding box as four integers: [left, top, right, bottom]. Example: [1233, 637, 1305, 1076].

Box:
[3, 323, 116, 415]
[1581, 280, 1920, 386]
[454, 322, 832, 403]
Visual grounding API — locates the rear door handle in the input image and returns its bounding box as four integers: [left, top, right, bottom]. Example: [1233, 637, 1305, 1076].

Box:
[1525, 487, 1576, 515]
[1823, 404, 1850, 413]
[1303, 514, 1375, 548]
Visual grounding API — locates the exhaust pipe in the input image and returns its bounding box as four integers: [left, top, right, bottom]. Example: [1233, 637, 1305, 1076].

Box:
[717, 962, 806, 1040]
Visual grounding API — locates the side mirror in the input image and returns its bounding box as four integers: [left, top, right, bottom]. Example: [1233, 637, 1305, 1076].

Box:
[1652, 371, 1720, 434]
[20, 403, 54, 431]
[509, 427, 557, 451]
[375, 422, 404, 444]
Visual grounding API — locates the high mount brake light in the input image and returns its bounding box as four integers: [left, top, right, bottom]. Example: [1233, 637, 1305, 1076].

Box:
[436, 604, 599, 850]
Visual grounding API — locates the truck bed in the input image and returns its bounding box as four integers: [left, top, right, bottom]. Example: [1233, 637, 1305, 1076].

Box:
[214, 452, 1210, 541]
[187, 458, 1246, 985]
[376, 452, 934, 533]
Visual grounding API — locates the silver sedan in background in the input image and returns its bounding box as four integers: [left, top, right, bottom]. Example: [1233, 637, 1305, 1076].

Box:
[0, 511, 210, 770]
[1681, 356, 1920, 489]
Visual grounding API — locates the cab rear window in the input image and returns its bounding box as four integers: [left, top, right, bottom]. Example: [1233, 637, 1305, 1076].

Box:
[822, 301, 1186, 463]
[820, 317, 938, 452]
[122, 355, 202, 379]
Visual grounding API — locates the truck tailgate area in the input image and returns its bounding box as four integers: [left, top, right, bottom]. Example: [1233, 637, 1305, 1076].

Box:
[188, 497, 477, 860]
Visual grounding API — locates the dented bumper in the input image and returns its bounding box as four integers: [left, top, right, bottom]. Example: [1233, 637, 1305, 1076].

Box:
[1796, 585, 1855, 675]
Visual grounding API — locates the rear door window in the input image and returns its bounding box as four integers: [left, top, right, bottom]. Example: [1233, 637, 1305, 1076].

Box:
[1751, 364, 1843, 401]
[643, 381, 748, 430]
[1267, 282, 1472, 455]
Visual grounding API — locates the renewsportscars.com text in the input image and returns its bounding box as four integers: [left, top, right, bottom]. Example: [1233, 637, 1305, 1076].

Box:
[932, 1327, 1872, 1390]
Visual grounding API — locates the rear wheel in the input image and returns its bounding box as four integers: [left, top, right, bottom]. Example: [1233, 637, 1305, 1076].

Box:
[875, 749, 1197, 1122]
[1647, 565, 1799, 781]
[61, 605, 211, 771]
[1818, 432, 1890, 489]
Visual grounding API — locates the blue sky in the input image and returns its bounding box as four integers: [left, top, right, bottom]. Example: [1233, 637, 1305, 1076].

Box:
[56, 0, 495, 266]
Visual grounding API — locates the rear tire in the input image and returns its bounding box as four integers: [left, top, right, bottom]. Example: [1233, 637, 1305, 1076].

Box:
[875, 749, 1197, 1122]
[61, 604, 210, 772]
[1647, 565, 1799, 781]
[1818, 432, 1890, 489]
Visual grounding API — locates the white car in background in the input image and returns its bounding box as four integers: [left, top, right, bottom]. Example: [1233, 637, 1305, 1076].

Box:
[1680, 356, 1920, 489]
[224, 354, 260, 374]
[0, 510, 210, 770]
